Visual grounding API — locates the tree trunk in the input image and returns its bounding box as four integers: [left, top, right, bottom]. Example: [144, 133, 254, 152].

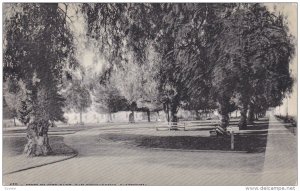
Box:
[239, 103, 248, 130]
[130, 110, 135, 123]
[24, 120, 52, 157]
[247, 103, 255, 124]
[146, 110, 150, 122]
[107, 112, 112, 122]
[216, 97, 230, 135]
[218, 103, 230, 131]
[163, 103, 170, 122]
[195, 110, 200, 120]
[133, 111, 135, 122]
[13, 117, 16, 127]
[79, 110, 83, 125]
[170, 108, 177, 122]
[170, 97, 179, 123]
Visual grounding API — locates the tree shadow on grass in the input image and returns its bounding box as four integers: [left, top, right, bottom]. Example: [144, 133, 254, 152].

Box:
[101, 132, 268, 153]
[3, 136, 75, 157]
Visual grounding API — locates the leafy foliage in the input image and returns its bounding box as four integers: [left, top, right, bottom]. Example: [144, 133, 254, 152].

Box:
[64, 80, 92, 113]
[3, 3, 294, 134]
[4, 3, 76, 124]
[110, 47, 161, 111]
[209, 4, 294, 125]
[3, 79, 25, 121]
[93, 82, 129, 114]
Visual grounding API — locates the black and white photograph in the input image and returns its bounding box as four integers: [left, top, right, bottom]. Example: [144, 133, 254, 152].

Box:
[2, 2, 298, 188]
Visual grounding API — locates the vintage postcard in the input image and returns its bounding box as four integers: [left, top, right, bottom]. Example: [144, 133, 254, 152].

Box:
[2, 2, 297, 188]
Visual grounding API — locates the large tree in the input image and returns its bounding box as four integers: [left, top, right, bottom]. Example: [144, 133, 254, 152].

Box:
[82, 4, 163, 122]
[209, 4, 294, 131]
[144, 4, 238, 125]
[81, 3, 294, 132]
[64, 80, 92, 124]
[110, 46, 162, 122]
[245, 4, 294, 124]
[93, 81, 129, 122]
[194, 3, 238, 133]
[82, 3, 235, 124]
[3, 3, 76, 156]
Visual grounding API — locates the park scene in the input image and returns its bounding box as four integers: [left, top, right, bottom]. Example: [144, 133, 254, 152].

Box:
[3, 3, 297, 186]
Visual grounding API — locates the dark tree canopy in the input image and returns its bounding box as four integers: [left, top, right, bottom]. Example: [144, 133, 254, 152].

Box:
[4, 3, 76, 123]
[3, 3, 77, 156]
[93, 81, 129, 114]
[82, 3, 294, 127]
